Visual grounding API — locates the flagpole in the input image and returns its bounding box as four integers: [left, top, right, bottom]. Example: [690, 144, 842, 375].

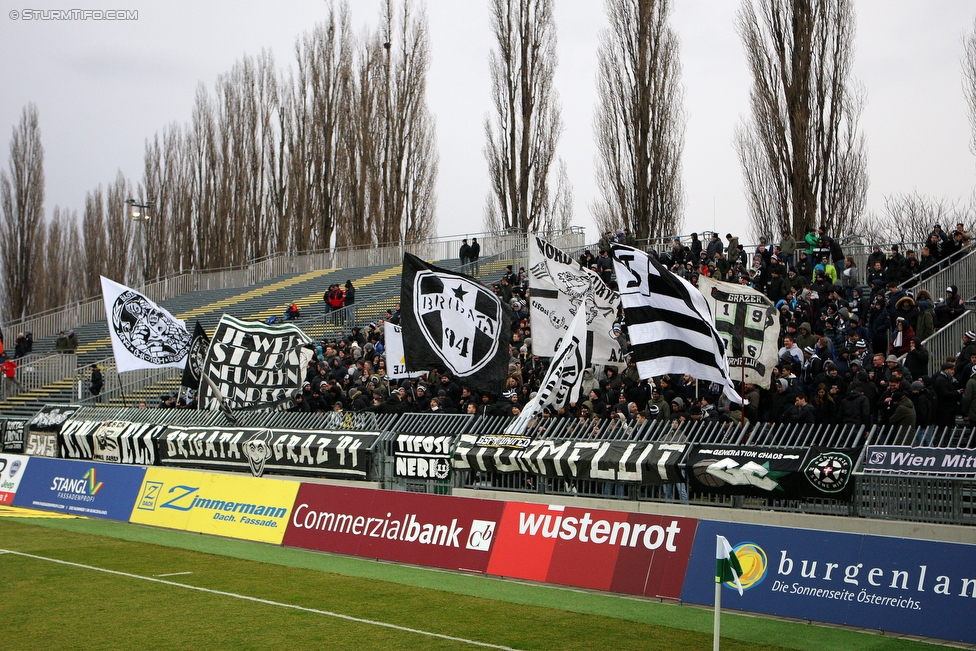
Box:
[713, 577, 722, 651]
[714, 534, 743, 651]
[741, 315, 746, 441]
[118, 379, 129, 408]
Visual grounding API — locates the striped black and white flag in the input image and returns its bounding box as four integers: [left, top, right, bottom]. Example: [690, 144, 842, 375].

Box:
[610, 244, 741, 403]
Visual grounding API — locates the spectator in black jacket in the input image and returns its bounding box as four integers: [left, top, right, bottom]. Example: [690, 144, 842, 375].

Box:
[787, 393, 816, 423]
[840, 386, 871, 426]
[932, 363, 961, 427]
[935, 285, 965, 328]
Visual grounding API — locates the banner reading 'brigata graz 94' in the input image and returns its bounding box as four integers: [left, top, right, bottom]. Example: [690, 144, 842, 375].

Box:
[282, 485, 698, 598]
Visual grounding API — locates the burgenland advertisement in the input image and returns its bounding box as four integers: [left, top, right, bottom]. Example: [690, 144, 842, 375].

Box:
[129, 467, 299, 544]
[282, 486, 699, 596]
[681, 520, 976, 645]
[12, 457, 146, 520]
[283, 484, 505, 572]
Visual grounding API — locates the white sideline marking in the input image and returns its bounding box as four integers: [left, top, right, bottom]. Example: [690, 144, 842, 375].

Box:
[0, 549, 518, 650]
[155, 571, 193, 577]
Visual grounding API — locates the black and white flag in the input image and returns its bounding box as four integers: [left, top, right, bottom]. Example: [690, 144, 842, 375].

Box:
[697, 276, 778, 388]
[181, 321, 210, 390]
[507, 301, 587, 434]
[101, 276, 191, 373]
[528, 235, 621, 367]
[197, 315, 314, 412]
[610, 244, 741, 403]
[400, 253, 512, 395]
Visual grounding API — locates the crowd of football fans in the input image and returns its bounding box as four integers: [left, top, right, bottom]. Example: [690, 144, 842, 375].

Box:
[4, 222, 963, 430]
[265, 223, 976, 436]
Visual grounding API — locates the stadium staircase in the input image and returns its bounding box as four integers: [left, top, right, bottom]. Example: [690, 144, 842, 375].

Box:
[0, 250, 520, 420]
[903, 245, 976, 374]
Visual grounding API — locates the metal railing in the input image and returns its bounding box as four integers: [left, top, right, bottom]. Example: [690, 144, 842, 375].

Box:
[921, 311, 976, 371]
[288, 246, 522, 338]
[68, 405, 400, 431]
[15, 405, 976, 525]
[911, 246, 976, 303]
[73, 359, 182, 407]
[1, 227, 585, 342]
[1, 353, 77, 400]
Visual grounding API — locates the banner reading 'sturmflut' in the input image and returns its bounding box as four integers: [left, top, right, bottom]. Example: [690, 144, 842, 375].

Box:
[400, 254, 512, 396]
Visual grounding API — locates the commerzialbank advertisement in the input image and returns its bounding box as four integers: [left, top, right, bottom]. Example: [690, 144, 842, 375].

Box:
[680, 520, 976, 645]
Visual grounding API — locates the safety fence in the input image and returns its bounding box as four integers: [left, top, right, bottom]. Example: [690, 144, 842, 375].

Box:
[10, 405, 974, 527]
[0, 353, 77, 400]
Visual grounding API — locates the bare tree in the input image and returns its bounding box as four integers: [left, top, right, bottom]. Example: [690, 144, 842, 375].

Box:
[338, 30, 383, 248]
[306, 10, 352, 250]
[965, 16, 976, 163]
[857, 192, 969, 246]
[543, 158, 573, 234]
[484, 0, 562, 233]
[593, 0, 685, 242]
[39, 207, 81, 311]
[0, 104, 46, 321]
[378, 0, 438, 244]
[82, 188, 107, 297]
[103, 171, 133, 284]
[337, 0, 437, 246]
[283, 7, 353, 253]
[735, 0, 868, 241]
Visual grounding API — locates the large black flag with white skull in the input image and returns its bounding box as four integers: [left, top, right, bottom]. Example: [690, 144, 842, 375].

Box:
[400, 253, 512, 396]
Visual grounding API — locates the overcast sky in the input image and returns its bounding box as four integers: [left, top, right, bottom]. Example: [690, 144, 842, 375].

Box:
[1, 0, 974, 244]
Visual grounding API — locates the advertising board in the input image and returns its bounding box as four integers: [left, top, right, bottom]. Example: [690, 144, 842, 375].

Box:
[0, 454, 30, 504]
[12, 457, 146, 520]
[680, 520, 976, 644]
[864, 446, 976, 474]
[284, 486, 699, 595]
[283, 484, 505, 572]
[486, 502, 697, 598]
[129, 467, 299, 544]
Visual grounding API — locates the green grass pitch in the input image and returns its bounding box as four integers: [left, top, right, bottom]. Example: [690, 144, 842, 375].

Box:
[0, 517, 950, 650]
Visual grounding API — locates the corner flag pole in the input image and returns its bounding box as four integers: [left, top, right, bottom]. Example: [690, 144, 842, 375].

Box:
[713, 572, 722, 651]
[714, 534, 743, 651]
